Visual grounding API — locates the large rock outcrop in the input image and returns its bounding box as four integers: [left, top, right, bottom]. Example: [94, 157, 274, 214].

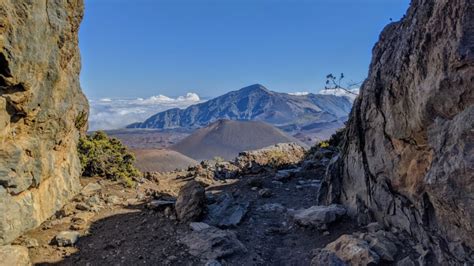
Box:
[0, 0, 88, 244]
[319, 0, 473, 264]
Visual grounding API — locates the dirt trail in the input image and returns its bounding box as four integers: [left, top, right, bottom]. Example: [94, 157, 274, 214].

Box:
[23, 156, 359, 265]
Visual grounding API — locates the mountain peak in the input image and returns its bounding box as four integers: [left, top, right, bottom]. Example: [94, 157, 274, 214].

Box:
[239, 84, 269, 93]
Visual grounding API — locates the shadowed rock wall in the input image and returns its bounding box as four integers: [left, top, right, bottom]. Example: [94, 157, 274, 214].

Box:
[319, 0, 473, 263]
[0, 0, 88, 244]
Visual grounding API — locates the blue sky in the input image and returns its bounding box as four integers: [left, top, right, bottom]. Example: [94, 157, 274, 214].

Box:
[80, 0, 410, 99]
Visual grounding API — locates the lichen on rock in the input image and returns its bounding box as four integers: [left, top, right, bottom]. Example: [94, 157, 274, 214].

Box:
[0, 0, 88, 245]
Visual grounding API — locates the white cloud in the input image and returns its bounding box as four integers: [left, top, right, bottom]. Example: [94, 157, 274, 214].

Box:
[318, 88, 359, 102]
[288, 91, 310, 96]
[88, 93, 202, 131]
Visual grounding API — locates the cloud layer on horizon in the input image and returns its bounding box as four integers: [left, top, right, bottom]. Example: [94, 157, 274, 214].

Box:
[88, 93, 202, 131]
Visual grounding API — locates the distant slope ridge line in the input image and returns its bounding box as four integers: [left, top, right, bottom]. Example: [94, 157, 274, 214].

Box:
[171, 119, 306, 161]
[127, 84, 354, 130]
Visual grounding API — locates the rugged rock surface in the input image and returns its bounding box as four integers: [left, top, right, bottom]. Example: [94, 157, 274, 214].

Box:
[205, 193, 249, 227]
[175, 181, 206, 222]
[318, 0, 474, 263]
[323, 235, 380, 265]
[0, 0, 88, 244]
[235, 143, 306, 173]
[179, 226, 247, 260]
[0, 245, 31, 266]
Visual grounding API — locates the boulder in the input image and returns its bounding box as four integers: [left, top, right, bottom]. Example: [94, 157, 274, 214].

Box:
[317, 0, 474, 263]
[175, 181, 206, 222]
[179, 226, 246, 260]
[290, 205, 346, 229]
[325, 235, 380, 265]
[55, 231, 80, 247]
[0, 245, 31, 266]
[205, 193, 249, 227]
[0, 0, 88, 244]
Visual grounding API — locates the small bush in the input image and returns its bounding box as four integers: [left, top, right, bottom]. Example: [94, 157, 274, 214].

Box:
[319, 141, 330, 148]
[78, 131, 140, 187]
[213, 156, 225, 163]
[266, 150, 289, 167]
[328, 127, 346, 149]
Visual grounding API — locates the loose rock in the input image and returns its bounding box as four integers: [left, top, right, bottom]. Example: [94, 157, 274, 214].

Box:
[205, 193, 249, 227]
[81, 183, 102, 196]
[324, 235, 380, 265]
[55, 231, 80, 247]
[363, 231, 399, 262]
[310, 248, 347, 266]
[290, 204, 346, 229]
[190, 222, 211, 232]
[106, 195, 122, 205]
[179, 226, 246, 260]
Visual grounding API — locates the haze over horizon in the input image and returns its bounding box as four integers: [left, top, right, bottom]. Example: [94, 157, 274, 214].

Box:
[80, 0, 410, 100]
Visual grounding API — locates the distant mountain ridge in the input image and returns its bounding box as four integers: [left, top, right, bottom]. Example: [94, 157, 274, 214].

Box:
[127, 84, 353, 131]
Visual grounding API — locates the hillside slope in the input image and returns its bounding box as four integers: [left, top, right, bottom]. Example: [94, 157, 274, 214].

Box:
[132, 149, 198, 172]
[171, 119, 306, 160]
[127, 84, 352, 130]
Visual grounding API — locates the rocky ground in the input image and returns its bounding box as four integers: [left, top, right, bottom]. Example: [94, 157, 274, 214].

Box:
[8, 143, 422, 265]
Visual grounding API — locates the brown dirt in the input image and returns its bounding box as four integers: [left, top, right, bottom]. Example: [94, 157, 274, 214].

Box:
[104, 129, 192, 149]
[171, 119, 307, 161]
[132, 149, 198, 173]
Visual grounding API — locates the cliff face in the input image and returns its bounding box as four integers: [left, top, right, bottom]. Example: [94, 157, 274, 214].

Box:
[0, 0, 88, 244]
[319, 0, 473, 263]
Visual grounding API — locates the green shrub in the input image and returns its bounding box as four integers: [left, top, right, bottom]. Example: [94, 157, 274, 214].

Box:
[213, 156, 225, 163]
[78, 131, 140, 187]
[328, 127, 346, 149]
[266, 149, 289, 167]
[319, 141, 330, 148]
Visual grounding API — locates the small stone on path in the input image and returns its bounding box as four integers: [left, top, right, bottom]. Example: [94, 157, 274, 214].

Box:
[55, 231, 80, 247]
